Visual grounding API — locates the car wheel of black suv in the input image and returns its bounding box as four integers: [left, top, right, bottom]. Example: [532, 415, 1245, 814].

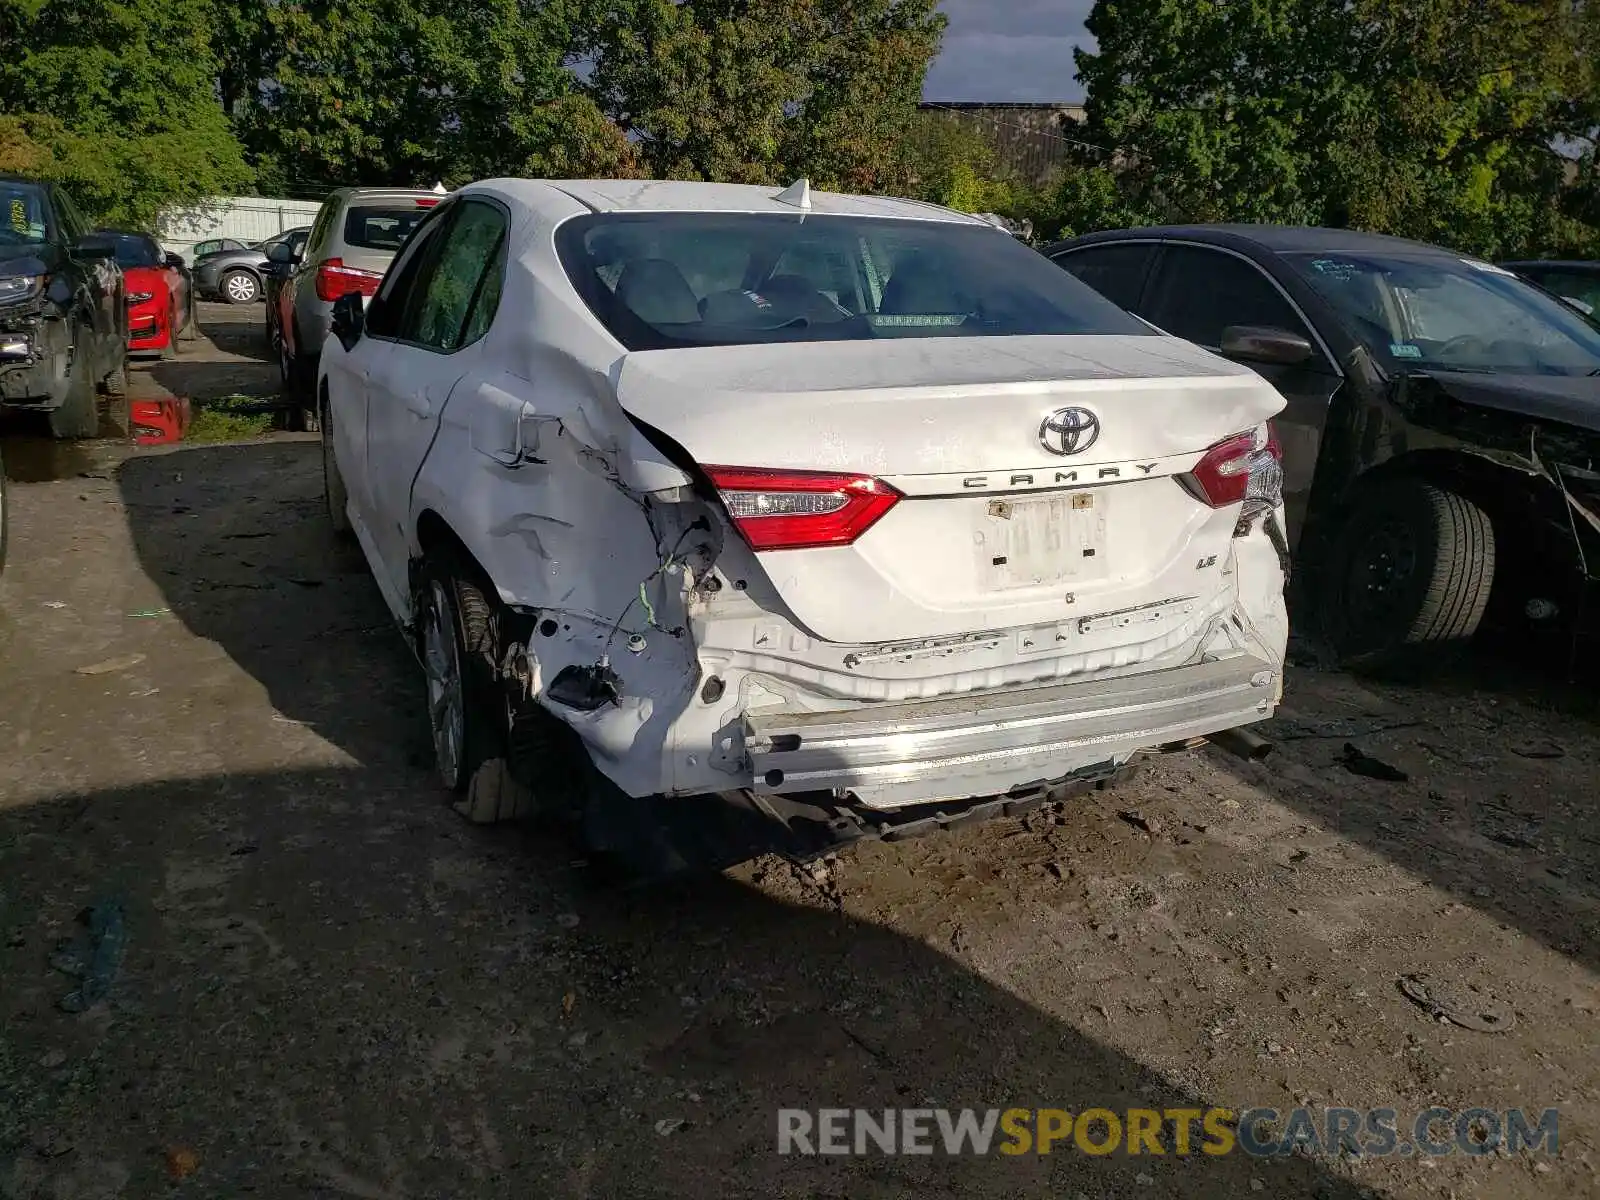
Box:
[1324, 479, 1496, 671]
[49, 354, 100, 440]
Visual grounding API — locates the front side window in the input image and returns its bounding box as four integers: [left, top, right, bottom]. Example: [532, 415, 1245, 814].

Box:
[1145, 245, 1312, 349]
[1287, 252, 1600, 377]
[392, 201, 506, 351]
[556, 213, 1152, 350]
[1526, 269, 1600, 312]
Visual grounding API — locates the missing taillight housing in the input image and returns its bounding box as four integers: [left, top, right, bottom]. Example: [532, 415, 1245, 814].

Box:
[315, 258, 384, 302]
[1182, 423, 1284, 515]
[704, 466, 902, 551]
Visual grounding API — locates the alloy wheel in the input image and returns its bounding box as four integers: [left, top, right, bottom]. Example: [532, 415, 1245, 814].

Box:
[225, 273, 257, 303]
[422, 580, 465, 788]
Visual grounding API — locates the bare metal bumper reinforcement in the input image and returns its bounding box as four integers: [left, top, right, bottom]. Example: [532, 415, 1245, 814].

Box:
[746, 652, 1278, 807]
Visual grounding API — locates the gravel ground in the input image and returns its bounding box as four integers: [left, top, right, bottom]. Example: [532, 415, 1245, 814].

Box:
[1, 305, 1597, 1198]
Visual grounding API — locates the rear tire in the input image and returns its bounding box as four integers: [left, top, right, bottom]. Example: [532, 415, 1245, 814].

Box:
[1324, 479, 1496, 670]
[0, 454, 9, 577]
[416, 556, 532, 823]
[221, 269, 259, 305]
[49, 355, 100, 440]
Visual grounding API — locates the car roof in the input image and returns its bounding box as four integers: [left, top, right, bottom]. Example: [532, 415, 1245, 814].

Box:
[1048, 223, 1467, 260]
[470, 178, 988, 226]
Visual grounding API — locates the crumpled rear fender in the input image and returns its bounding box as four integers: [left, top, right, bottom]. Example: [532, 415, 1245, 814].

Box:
[407, 347, 726, 796]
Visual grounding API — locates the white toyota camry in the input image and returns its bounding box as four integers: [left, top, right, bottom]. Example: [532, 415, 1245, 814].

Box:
[317, 177, 1290, 868]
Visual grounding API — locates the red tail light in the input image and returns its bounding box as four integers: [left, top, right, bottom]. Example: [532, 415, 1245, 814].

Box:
[315, 258, 383, 302]
[705, 466, 902, 551]
[1184, 423, 1283, 509]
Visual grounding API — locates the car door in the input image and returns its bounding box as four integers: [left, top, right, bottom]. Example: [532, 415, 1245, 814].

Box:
[1140, 242, 1343, 545]
[283, 205, 336, 357]
[52, 186, 121, 367]
[362, 198, 510, 605]
[328, 206, 452, 546]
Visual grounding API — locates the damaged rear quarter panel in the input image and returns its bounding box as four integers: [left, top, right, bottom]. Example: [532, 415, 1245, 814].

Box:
[406, 213, 718, 796]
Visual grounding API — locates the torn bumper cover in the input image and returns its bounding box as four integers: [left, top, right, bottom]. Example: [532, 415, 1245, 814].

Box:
[746, 650, 1278, 809]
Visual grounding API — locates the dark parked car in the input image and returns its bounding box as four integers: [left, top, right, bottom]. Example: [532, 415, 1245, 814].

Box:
[1045, 225, 1600, 667]
[1501, 260, 1600, 315]
[193, 226, 311, 304]
[190, 237, 248, 259]
[0, 175, 127, 438]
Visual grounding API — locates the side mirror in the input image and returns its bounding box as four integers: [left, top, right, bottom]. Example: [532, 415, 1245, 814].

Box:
[74, 239, 116, 260]
[1221, 324, 1314, 367]
[331, 291, 365, 352]
[164, 252, 185, 269]
[265, 241, 298, 265]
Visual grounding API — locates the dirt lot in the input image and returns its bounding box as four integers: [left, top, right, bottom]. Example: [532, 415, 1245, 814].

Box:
[1, 305, 1598, 1198]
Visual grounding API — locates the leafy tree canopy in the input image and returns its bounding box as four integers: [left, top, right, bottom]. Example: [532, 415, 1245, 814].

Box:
[1072, 0, 1599, 257]
[0, 0, 251, 228]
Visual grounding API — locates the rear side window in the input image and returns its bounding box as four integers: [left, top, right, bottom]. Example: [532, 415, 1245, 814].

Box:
[343, 205, 432, 252]
[555, 212, 1153, 351]
[1051, 242, 1156, 312]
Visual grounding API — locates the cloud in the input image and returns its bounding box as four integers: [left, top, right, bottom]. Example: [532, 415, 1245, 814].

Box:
[924, 0, 1096, 102]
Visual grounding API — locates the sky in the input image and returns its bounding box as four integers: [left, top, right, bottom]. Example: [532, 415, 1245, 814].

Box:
[923, 0, 1094, 104]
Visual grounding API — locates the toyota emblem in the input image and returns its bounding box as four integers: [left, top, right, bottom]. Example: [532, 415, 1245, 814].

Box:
[1038, 407, 1101, 456]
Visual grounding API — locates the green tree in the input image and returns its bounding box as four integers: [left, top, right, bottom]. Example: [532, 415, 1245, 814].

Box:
[1074, 0, 1597, 257]
[218, 0, 630, 193]
[0, 0, 251, 227]
[582, 0, 944, 191]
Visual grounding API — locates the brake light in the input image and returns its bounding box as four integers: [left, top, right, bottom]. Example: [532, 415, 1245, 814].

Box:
[315, 258, 383, 302]
[415, 197, 441, 208]
[1184, 423, 1283, 509]
[705, 466, 902, 551]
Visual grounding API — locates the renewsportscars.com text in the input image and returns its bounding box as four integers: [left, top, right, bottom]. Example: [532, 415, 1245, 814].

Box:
[777, 1107, 1559, 1159]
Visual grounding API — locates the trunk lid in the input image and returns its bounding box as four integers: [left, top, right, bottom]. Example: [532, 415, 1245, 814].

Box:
[614, 335, 1285, 645]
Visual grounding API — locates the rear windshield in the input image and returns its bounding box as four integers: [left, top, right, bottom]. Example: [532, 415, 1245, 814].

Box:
[343, 205, 431, 252]
[555, 213, 1153, 350]
[90, 233, 162, 269]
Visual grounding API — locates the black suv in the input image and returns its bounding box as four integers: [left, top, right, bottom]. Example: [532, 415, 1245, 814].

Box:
[0, 175, 128, 438]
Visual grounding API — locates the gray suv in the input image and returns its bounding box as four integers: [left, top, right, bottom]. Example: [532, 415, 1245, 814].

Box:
[270, 187, 442, 426]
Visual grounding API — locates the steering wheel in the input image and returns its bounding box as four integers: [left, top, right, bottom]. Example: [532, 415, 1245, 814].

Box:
[1436, 334, 1495, 360]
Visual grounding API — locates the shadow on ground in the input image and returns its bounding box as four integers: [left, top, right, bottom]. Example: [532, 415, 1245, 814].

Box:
[0, 440, 1394, 1197]
[0, 762, 1379, 1199]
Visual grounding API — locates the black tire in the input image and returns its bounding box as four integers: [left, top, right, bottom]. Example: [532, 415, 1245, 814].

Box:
[321, 397, 353, 540]
[49, 354, 100, 439]
[98, 352, 127, 397]
[179, 298, 200, 341]
[0, 454, 9, 578]
[279, 325, 314, 404]
[220, 268, 259, 305]
[1324, 480, 1496, 669]
[160, 304, 179, 359]
[416, 557, 506, 798]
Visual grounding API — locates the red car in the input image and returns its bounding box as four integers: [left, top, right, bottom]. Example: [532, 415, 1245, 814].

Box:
[88, 230, 195, 355]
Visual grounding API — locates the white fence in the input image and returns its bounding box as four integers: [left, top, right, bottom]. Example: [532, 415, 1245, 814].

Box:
[158, 195, 326, 260]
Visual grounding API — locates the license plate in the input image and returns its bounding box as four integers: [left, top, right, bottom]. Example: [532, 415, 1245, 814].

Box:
[978, 492, 1109, 589]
